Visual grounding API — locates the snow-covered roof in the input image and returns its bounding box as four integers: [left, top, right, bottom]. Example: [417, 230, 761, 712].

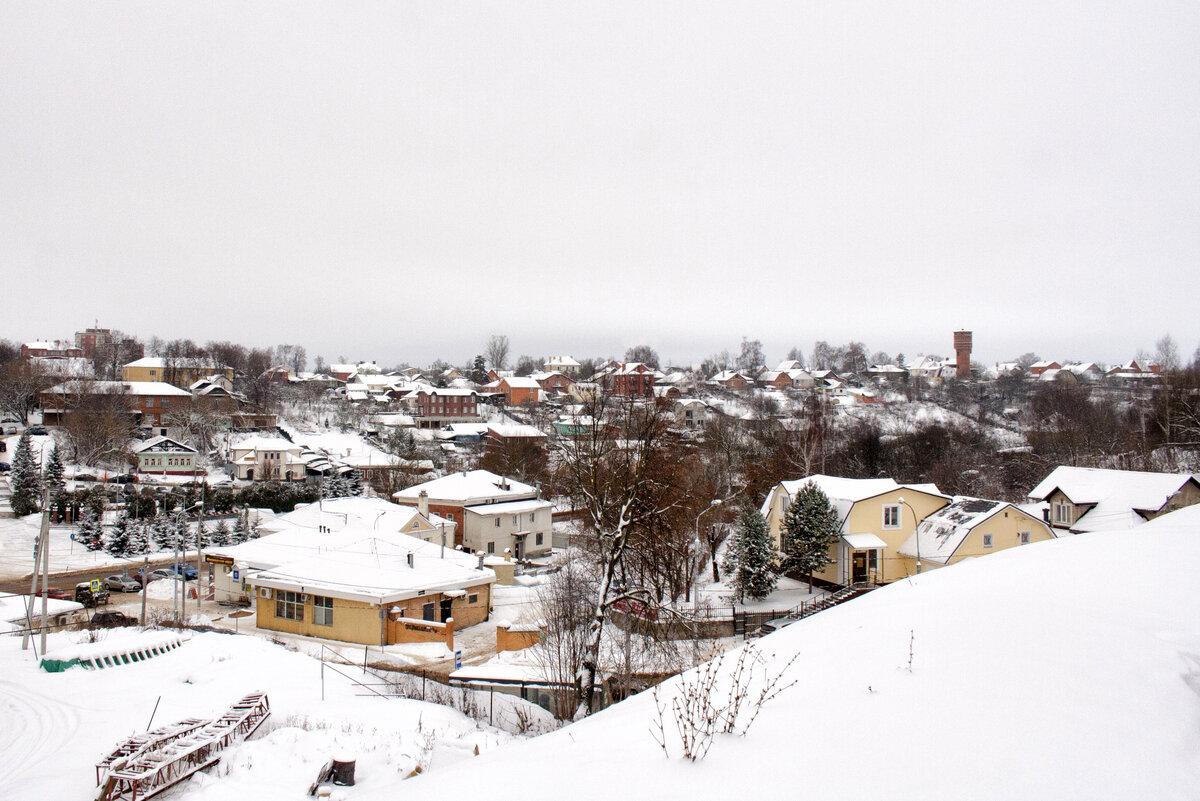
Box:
[464, 498, 553, 516]
[394, 470, 538, 505]
[123, 356, 227, 370]
[43, 380, 192, 397]
[897, 497, 1014, 564]
[842, 533, 888, 550]
[764, 475, 946, 524]
[133, 436, 197, 454]
[501, 376, 541, 389]
[1028, 466, 1199, 532]
[487, 423, 546, 439]
[0, 595, 83, 623]
[230, 436, 300, 453]
[250, 536, 493, 604]
[545, 355, 580, 367]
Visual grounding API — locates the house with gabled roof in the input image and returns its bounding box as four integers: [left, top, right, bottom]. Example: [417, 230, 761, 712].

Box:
[761, 475, 949, 585]
[230, 436, 307, 482]
[498, 376, 541, 406]
[544, 356, 582, 377]
[393, 469, 553, 558]
[897, 497, 1054, 572]
[132, 435, 200, 476]
[708, 370, 754, 390]
[1028, 466, 1200, 533]
[611, 362, 656, 396]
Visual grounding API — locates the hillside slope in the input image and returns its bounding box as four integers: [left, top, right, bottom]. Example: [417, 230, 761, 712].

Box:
[394, 508, 1200, 800]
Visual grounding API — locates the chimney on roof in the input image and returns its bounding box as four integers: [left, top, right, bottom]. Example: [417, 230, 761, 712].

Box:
[407, 552, 414, 568]
[417, 490, 429, 517]
[477, 550, 485, 570]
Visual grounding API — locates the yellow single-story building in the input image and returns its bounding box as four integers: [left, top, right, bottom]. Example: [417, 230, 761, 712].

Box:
[897, 497, 1055, 572]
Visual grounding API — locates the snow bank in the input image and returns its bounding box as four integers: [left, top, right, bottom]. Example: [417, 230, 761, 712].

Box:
[391, 510, 1200, 801]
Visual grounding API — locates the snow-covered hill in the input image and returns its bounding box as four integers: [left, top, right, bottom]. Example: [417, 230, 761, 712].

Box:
[393, 506, 1200, 801]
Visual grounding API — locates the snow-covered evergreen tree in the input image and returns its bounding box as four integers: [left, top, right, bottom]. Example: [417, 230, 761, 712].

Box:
[104, 512, 133, 557]
[781, 481, 841, 591]
[724, 505, 779, 602]
[208, 517, 232, 548]
[150, 512, 173, 550]
[320, 472, 347, 498]
[76, 505, 104, 551]
[43, 446, 65, 496]
[125, 519, 150, 555]
[10, 431, 43, 516]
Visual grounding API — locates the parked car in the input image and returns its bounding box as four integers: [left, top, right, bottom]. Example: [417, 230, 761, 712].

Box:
[0, 462, 10, 473]
[136, 568, 174, 583]
[114, 473, 138, 484]
[74, 582, 110, 608]
[167, 564, 199, 581]
[75, 474, 97, 482]
[89, 611, 137, 629]
[34, 587, 70, 600]
[26, 425, 48, 435]
[104, 575, 142, 593]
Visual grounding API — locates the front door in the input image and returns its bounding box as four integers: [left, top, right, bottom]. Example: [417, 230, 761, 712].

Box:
[852, 552, 867, 583]
[440, 597, 453, 622]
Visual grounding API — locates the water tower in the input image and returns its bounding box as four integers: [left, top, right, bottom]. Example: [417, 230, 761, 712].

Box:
[954, 331, 973, 378]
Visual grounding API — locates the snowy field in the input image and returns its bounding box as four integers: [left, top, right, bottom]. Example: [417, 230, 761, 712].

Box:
[390, 507, 1200, 801]
[2, 627, 530, 799]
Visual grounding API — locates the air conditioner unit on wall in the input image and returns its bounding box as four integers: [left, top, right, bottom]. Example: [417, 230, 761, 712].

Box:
[300, 594, 310, 603]
[260, 587, 271, 599]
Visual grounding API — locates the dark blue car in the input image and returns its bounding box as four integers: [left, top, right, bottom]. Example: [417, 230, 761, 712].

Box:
[169, 564, 199, 581]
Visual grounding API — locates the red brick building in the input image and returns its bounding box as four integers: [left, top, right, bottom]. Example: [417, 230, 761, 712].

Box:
[612, 362, 655, 396]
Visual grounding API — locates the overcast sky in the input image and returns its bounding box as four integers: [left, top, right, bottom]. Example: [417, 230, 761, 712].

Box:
[2, 1, 1198, 368]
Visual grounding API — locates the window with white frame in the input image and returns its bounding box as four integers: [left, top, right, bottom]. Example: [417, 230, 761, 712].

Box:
[1054, 502, 1072, 525]
[275, 590, 303, 621]
[882, 505, 902, 529]
[1019, 531, 1031, 545]
[982, 533, 994, 548]
[313, 595, 333, 626]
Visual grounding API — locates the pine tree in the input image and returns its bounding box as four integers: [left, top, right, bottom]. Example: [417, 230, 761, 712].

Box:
[104, 512, 132, 557]
[150, 513, 173, 550]
[44, 446, 65, 496]
[724, 505, 779, 602]
[781, 481, 841, 591]
[233, 508, 251, 543]
[10, 431, 43, 516]
[209, 518, 232, 548]
[126, 519, 149, 555]
[76, 505, 105, 551]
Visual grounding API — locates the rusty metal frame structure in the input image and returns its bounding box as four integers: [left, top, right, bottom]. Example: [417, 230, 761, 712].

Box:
[96, 692, 270, 801]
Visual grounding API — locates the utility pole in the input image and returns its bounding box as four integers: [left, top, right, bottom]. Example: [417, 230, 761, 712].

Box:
[21, 505, 45, 651]
[196, 503, 205, 610]
[141, 556, 149, 626]
[40, 504, 49, 655]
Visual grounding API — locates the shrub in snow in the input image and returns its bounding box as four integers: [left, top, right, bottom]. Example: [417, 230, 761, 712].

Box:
[650, 644, 798, 762]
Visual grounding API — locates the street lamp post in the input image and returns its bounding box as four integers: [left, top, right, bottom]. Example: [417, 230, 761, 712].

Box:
[692, 499, 723, 607]
[897, 496, 920, 575]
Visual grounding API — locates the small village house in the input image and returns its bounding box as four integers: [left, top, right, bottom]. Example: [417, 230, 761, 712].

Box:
[1028, 466, 1200, 534]
[897, 497, 1054, 572]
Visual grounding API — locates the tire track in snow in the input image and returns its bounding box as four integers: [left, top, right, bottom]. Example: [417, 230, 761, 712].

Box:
[0, 678, 79, 784]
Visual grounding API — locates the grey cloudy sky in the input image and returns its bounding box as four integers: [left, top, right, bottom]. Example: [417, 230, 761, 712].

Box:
[2, 1, 1198, 368]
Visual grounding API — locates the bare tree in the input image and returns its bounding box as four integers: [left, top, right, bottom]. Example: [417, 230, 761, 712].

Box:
[60, 382, 137, 467]
[552, 390, 691, 717]
[1156, 334, 1181, 373]
[486, 335, 511, 371]
[624, 345, 660, 369]
[0, 361, 54, 424]
[736, 338, 764, 373]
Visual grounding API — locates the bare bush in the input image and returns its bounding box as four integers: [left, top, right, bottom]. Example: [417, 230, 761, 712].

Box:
[650, 645, 798, 761]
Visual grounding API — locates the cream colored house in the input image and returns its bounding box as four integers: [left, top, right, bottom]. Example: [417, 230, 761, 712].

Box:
[1028, 466, 1200, 534]
[230, 436, 307, 481]
[897, 497, 1054, 572]
[761, 475, 948, 585]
